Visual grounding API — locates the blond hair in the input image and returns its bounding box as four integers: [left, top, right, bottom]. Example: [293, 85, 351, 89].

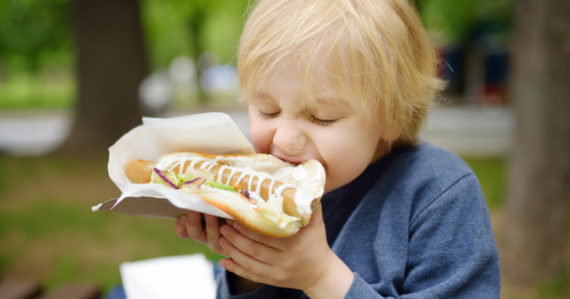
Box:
[238, 0, 443, 145]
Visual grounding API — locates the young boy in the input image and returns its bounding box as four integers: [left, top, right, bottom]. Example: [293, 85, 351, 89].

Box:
[175, 0, 500, 297]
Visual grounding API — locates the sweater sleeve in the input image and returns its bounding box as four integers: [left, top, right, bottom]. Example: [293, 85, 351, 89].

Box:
[345, 174, 500, 298]
[216, 173, 500, 298]
[403, 173, 500, 297]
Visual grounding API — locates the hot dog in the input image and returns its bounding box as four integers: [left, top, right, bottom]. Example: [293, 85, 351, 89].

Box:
[124, 152, 326, 237]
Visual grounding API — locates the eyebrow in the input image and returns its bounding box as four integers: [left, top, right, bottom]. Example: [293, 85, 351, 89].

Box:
[313, 95, 355, 111]
[252, 91, 273, 99]
[250, 92, 277, 103]
[314, 96, 342, 105]
[252, 90, 353, 111]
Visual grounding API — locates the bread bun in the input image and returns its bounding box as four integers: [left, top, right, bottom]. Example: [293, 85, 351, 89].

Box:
[125, 152, 326, 237]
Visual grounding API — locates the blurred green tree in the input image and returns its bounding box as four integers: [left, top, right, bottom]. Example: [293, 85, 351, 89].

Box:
[57, 0, 148, 155]
[141, 0, 248, 68]
[0, 0, 249, 110]
[421, 0, 511, 45]
[0, 0, 72, 72]
[56, 0, 249, 154]
[141, 0, 248, 103]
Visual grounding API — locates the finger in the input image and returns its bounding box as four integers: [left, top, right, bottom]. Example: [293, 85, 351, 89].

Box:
[184, 210, 206, 242]
[219, 256, 291, 289]
[218, 234, 276, 279]
[218, 257, 271, 286]
[220, 224, 282, 264]
[204, 214, 223, 253]
[174, 215, 189, 238]
[229, 221, 287, 251]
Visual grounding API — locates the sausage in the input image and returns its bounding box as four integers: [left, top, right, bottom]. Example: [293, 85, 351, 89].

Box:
[124, 156, 302, 219]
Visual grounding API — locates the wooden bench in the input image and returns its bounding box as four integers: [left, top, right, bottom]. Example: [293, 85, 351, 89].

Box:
[0, 278, 102, 299]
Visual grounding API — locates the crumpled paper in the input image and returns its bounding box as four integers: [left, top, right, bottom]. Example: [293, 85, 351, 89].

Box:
[92, 112, 255, 219]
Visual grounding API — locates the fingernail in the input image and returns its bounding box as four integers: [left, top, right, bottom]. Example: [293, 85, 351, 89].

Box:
[219, 238, 227, 248]
[219, 259, 227, 269]
[179, 215, 187, 224]
[220, 225, 228, 235]
[233, 222, 240, 230]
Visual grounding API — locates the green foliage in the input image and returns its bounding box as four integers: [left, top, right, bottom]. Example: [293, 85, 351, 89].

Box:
[200, 0, 249, 64]
[46, 255, 80, 289]
[141, 0, 196, 67]
[0, 155, 220, 292]
[421, 0, 512, 44]
[463, 156, 506, 209]
[0, 0, 251, 109]
[0, 0, 73, 71]
[0, 70, 75, 109]
[0, 0, 250, 73]
[0, 0, 74, 109]
[538, 268, 568, 298]
[140, 0, 249, 68]
[0, 0, 516, 109]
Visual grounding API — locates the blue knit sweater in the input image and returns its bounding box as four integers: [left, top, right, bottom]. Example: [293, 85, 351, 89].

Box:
[216, 142, 501, 298]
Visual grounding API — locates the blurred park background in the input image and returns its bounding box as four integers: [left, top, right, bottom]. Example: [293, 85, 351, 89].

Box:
[0, 0, 568, 298]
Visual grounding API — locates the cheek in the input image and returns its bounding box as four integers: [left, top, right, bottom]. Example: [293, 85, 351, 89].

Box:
[249, 117, 273, 154]
[318, 127, 382, 192]
[322, 146, 371, 192]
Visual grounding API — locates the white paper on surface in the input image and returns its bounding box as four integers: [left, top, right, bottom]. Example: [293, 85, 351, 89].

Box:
[120, 254, 216, 299]
[92, 112, 255, 219]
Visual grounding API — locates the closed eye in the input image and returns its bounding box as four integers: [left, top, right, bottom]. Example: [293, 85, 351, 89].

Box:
[310, 115, 338, 126]
[258, 110, 280, 119]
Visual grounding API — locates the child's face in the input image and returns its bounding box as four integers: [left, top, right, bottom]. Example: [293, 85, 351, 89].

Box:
[247, 58, 387, 193]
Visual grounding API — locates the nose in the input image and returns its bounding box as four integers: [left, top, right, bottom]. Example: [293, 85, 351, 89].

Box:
[272, 123, 308, 156]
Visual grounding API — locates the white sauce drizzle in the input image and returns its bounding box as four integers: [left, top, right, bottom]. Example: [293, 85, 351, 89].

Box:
[154, 153, 323, 218]
[216, 165, 228, 183]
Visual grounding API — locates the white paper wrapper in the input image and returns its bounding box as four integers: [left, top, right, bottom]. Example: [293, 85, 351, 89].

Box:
[120, 254, 216, 299]
[92, 112, 255, 219]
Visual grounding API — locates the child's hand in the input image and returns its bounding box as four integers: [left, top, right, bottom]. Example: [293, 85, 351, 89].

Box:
[217, 205, 354, 297]
[174, 210, 226, 255]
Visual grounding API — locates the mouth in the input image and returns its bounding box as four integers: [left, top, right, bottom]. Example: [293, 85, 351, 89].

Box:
[272, 155, 304, 166]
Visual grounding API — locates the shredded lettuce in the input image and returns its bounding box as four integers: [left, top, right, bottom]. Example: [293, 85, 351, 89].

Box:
[151, 169, 238, 193]
[206, 181, 237, 192]
[150, 168, 300, 229]
[150, 168, 198, 189]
